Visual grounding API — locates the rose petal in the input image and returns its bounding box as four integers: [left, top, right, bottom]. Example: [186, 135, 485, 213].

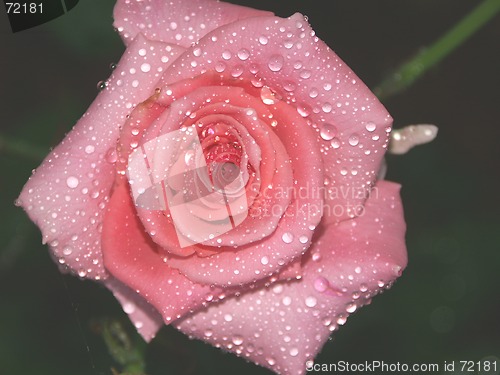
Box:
[113, 0, 273, 47]
[17, 35, 184, 279]
[162, 89, 324, 286]
[102, 178, 221, 323]
[158, 13, 392, 222]
[175, 180, 407, 374]
[104, 277, 164, 342]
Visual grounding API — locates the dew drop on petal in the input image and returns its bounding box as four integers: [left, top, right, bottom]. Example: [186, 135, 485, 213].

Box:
[84, 145, 95, 154]
[348, 134, 359, 146]
[193, 47, 202, 57]
[305, 296, 317, 308]
[320, 123, 337, 141]
[66, 176, 79, 188]
[123, 303, 136, 314]
[204, 329, 213, 337]
[232, 335, 243, 345]
[337, 315, 347, 325]
[62, 246, 73, 256]
[296, 103, 311, 117]
[140, 63, 151, 73]
[267, 54, 284, 72]
[282, 232, 294, 243]
[260, 86, 276, 105]
[365, 121, 377, 132]
[330, 138, 341, 149]
[260, 256, 269, 265]
[314, 277, 329, 293]
[346, 303, 357, 313]
[106, 148, 117, 163]
[237, 48, 250, 61]
[258, 35, 269, 45]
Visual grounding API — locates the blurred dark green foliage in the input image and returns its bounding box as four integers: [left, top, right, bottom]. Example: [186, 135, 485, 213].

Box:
[1, 1, 499, 374]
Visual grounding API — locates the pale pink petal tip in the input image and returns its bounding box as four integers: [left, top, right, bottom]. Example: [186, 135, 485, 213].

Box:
[113, 0, 273, 47]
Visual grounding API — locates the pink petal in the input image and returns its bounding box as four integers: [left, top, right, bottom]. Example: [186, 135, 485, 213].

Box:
[175, 180, 407, 375]
[102, 179, 221, 323]
[160, 88, 324, 286]
[104, 277, 164, 342]
[158, 13, 392, 222]
[113, 0, 273, 47]
[17, 35, 185, 279]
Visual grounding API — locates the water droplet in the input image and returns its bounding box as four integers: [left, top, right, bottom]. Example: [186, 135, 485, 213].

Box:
[299, 70, 311, 79]
[322, 102, 332, 113]
[266, 357, 276, 366]
[138, 48, 146, 56]
[282, 296, 292, 306]
[224, 314, 233, 322]
[330, 138, 341, 149]
[360, 284, 368, 292]
[305, 296, 317, 308]
[282, 232, 294, 243]
[232, 335, 243, 345]
[354, 266, 362, 274]
[299, 235, 308, 244]
[62, 246, 73, 256]
[140, 63, 151, 73]
[97, 81, 107, 90]
[123, 303, 135, 314]
[204, 329, 213, 337]
[314, 277, 329, 292]
[346, 303, 357, 313]
[336, 315, 347, 325]
[261, 256, 269, 265]
[84, 145, 95, 154]
[260, 86, 277, 105]
[311, 252, 321, 262]
[222, 50, 232, 60]
[237, 48, 250, 60]
[258, 35, 268, 45]
[267, 54, 284, 72]
[106, 148, 117, 163]
[320, 123, 337, 141]
[297, 104, 311, 117]
[365, 122, 376, 132]
[193, 47, 202, 57]
[78, 269, 87, 277]
[215, 61, 226, 73]
[66, 176, 79, 189]
[348, 134, 359, 146]
[289, 347, 299, 357]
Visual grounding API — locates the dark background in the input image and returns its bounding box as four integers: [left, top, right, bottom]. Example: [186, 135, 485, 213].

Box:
[1, 1, 499, 374]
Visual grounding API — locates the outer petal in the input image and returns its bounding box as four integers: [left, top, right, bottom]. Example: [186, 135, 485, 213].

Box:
[113, 0, 273, 47]
[158, 13, 393, 222]
[175, 181, 407, 375]
[102, 179, 221, 323]
[17, 35, 184, 279]
[104, 277, 164, 342]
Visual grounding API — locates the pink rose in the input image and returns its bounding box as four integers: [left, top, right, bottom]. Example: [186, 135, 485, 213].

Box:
[18, 1, 407, 374]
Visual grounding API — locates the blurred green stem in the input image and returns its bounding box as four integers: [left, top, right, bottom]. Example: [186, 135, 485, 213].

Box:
[0, 133, 46, 160]
[374, 0, 500, 101]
